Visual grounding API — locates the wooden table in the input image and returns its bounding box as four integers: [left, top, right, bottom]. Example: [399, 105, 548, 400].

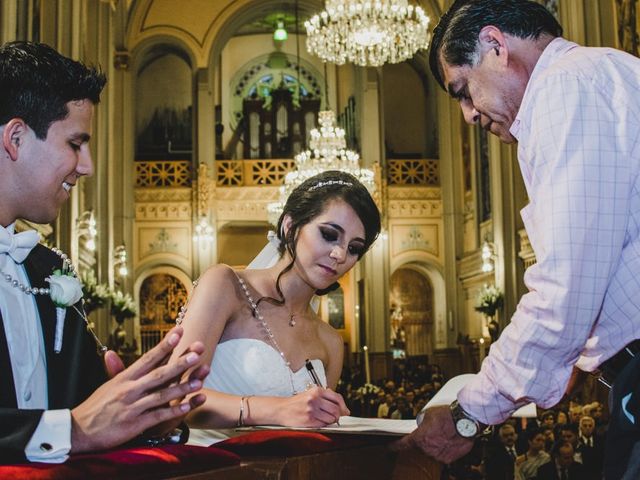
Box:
[172, 436, 440, 480]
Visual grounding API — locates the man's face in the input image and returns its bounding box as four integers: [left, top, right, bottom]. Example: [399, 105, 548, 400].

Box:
[579, 417, 595, 437]
[569, 408, 582, 424]
[556, 444, 574, 468]
[440, 41, 528, 144]
[499, 426, 517, 447]
[561, 429, 577, 446]
[15, 100, 94, 223]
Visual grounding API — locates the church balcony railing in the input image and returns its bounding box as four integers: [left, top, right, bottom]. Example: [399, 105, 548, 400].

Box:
[214, 158, 439, 187]
[135, 160, 191, 188]
[386, 159, 439, 186]
[215, 159, 296, 186]
[134, 159, 439, 189]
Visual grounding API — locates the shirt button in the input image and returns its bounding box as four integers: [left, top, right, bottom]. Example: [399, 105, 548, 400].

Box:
[40, 443, 52, 452]
[24, 391, 31, 401]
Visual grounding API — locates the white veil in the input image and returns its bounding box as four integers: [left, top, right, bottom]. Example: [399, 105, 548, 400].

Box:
[247, 230, 281, 270]
[247, 231, 320, 313]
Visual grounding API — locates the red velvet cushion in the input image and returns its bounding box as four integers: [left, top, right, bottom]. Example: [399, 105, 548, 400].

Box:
[217, 430, 395, 457]
[0, 444, 240, 480]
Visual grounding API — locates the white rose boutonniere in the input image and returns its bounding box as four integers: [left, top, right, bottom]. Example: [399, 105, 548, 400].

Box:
[47, 269, 84, 307]
[47, 269, 84, 353]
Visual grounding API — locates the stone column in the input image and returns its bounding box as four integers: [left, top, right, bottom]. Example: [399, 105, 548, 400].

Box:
[193, 68, 217, 277]
[436, 88, 465, 349]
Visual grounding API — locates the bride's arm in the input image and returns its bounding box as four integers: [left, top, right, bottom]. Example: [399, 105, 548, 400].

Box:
[187, 386, 348, 428]
[172, 265, 349, 428]
[169, 264, 237, 370]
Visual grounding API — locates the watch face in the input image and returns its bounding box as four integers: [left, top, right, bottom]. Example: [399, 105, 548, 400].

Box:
[456, 418, 478, 438]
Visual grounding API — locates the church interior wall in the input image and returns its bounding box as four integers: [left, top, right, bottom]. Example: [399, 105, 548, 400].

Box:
[382, 62, 429, 158]
[217, 224, 270, 267]
[1, 0, 633, 380]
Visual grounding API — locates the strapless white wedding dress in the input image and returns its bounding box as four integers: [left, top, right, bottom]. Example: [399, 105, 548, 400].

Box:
[188, 339, 327, 447]
[205, 338, 327, 396]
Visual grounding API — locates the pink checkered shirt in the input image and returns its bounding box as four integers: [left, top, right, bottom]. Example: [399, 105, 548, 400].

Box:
[459, 38, 640, 424]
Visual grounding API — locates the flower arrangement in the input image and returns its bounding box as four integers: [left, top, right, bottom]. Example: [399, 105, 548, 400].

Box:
[475, 284, 504, 317]
[110, 289, 137, 322]
[356, 383, 382, 398]
[80, 270, 111, 315]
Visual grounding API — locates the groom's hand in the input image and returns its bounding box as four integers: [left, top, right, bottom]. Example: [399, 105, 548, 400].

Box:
[70, 326, 208, 453]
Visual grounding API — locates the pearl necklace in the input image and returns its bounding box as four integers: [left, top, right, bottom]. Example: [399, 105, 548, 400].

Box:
[0, 247, 107, 353]
[237, 276, 299, 394]
[0, 247, 75, 296]
[175, 275, 309, 395]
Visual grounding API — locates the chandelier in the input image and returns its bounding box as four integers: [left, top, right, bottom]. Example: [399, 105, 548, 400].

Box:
[267, 110, 375, 226]
[305, 0, 431, 67]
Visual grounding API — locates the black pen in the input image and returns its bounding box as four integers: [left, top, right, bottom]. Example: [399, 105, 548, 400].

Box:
[305, 358, 323, 387]
[305, 359, 340, 425]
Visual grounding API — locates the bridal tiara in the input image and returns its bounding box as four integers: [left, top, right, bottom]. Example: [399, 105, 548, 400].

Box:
[308, 180, 353, 191]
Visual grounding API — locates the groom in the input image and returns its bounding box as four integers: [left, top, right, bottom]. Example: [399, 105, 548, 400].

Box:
[0, 41, 209, 463]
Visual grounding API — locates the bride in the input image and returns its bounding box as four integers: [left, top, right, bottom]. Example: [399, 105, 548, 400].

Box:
[171, 170, 381, 430]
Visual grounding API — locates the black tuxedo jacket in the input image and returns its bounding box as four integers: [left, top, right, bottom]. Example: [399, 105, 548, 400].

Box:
[484, 446, 517, 480]
[577, 436, 604, 480]
[535, 461, 585, 480]
[0, 245, 106, 463]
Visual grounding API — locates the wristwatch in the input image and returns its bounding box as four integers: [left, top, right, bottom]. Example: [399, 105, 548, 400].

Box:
[450, 400, 486, 438]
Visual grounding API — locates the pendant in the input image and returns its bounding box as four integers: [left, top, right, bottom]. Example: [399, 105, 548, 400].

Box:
[289, 314, 296, 327]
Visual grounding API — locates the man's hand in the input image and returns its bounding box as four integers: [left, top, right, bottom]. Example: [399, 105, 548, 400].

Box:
[391, 405, 474, 464]
[70, 326, 209, 453]
[103, 349, 126, 378]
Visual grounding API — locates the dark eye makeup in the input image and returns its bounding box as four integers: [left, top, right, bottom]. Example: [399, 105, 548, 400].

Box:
[319, 226, 365, 257]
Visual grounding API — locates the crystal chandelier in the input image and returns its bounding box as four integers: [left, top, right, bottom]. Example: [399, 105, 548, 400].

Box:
[267, 110, 375, 226]
[305, 0, 431, 67]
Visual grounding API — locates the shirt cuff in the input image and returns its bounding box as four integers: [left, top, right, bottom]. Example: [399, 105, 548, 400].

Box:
[25, 409, 71, 463]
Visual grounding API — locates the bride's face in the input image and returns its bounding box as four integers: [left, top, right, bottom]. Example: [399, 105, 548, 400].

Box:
[288, 198, 366, 290]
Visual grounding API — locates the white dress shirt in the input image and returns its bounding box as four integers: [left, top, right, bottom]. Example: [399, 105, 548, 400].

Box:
[459, 38, 640, 424]
[0, 223, 71, 462]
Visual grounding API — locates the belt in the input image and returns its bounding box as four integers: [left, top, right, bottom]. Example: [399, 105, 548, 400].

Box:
[595, 339, 640, 388]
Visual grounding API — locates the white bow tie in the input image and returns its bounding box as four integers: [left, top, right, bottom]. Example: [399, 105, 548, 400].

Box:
[0, 228, 39, 263]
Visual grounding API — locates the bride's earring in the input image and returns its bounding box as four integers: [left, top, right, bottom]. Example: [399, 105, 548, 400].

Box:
[289, 314, 296, 327]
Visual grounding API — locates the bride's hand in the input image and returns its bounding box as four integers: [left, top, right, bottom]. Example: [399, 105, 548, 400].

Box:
[276, 387, 350, 427]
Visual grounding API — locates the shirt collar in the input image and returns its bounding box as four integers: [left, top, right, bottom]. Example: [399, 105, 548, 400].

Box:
[509, 37, 579, 141]
[0, 223, 16, 236]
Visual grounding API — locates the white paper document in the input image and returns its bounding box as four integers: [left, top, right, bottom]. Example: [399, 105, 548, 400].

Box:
[239, 416, 417, 436]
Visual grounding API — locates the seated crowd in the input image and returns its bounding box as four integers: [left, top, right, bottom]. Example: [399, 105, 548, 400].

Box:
[447, 400, 608, 480]
[338, 360, 608, 480]
[336, 361, 445, 420]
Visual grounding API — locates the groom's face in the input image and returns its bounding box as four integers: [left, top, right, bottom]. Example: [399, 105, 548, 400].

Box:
[17, 99, 94, 223]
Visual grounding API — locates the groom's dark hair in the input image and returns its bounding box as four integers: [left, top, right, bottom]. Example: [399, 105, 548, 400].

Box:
[0, 41, 106, 139]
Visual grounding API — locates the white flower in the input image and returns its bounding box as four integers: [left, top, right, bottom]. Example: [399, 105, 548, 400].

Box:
[47, 272, 83, 307]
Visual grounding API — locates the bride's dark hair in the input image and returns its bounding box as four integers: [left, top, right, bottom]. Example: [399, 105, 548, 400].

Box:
[256, 170, 381, 309]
